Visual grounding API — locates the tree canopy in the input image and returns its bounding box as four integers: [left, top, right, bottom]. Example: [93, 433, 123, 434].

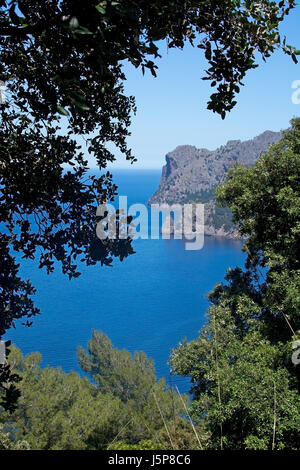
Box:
[0, 0, 298, 410]
[0, 333, 199, 450]
[171, 119, 300, 450]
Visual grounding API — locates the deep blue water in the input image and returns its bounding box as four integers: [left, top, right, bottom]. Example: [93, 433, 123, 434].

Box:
[5, 170, 245, 392]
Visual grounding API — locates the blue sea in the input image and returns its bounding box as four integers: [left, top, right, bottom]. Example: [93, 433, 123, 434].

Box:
[5, 170, 245, 392]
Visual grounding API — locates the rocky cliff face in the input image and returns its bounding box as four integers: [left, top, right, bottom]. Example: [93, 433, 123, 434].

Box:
[148, 130, 282, 238]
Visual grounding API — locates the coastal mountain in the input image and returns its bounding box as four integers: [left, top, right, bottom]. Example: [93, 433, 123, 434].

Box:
[148, 130, 282, 238]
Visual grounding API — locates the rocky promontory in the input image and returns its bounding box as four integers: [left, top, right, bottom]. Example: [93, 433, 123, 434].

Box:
[148, 131, 282, 238]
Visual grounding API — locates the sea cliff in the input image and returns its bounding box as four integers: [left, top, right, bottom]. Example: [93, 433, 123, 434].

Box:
[148, 131, 282, 238]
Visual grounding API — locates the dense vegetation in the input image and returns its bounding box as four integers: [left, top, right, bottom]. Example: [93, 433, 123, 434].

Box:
[1, 0, 299, 449]
[1, 119, 299, 450]
[1, 0, 297, 342]
[212, 205, 234, 232]
[184, 188, 235, 232]
[0, 331, 201, 450]
[171, 119, 300, 450]
[1, 0, 298, 412]
[184, 188, 217, 204]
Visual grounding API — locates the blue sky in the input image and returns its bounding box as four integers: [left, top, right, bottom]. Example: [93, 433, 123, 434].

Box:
[100, 4, 300, 169]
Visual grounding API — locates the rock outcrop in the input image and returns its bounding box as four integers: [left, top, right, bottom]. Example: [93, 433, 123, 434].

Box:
[148, 130, 282, 238]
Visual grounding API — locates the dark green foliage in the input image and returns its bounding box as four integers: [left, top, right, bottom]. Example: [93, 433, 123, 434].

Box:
[171, 119, 300, 450]
[171, 304, 300, 450]
[0, 0, 297, 327]
[78, 330, 160, 405]
[216, 118, 300, 335]
[0, 333, 194, 450]
[184, 188, 216, 204]
[78, 330, 187, 445]
[184, 187, 235, 232]
[154, 416, 208, 450]
[0, 0, 298, 413]
[213, 205, 233, 231]
[1, 346, 125, 449]
[110, 439, 164, 450]
[0, 342, 21, 414]
[0, 423, 29, 449]
[0, 363, 21, 413]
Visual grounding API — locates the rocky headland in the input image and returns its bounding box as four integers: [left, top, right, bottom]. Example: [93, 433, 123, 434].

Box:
[148, 131, 282, 238]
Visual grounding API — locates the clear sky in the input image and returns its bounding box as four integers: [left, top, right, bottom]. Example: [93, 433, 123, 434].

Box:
[98, 4, 300, 169]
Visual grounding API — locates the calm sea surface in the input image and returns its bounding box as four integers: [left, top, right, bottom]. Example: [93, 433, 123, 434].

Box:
[5, 170, 245, 392]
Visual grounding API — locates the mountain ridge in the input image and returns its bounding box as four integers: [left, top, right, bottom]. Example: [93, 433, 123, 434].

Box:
[148, 130, 282, 238]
